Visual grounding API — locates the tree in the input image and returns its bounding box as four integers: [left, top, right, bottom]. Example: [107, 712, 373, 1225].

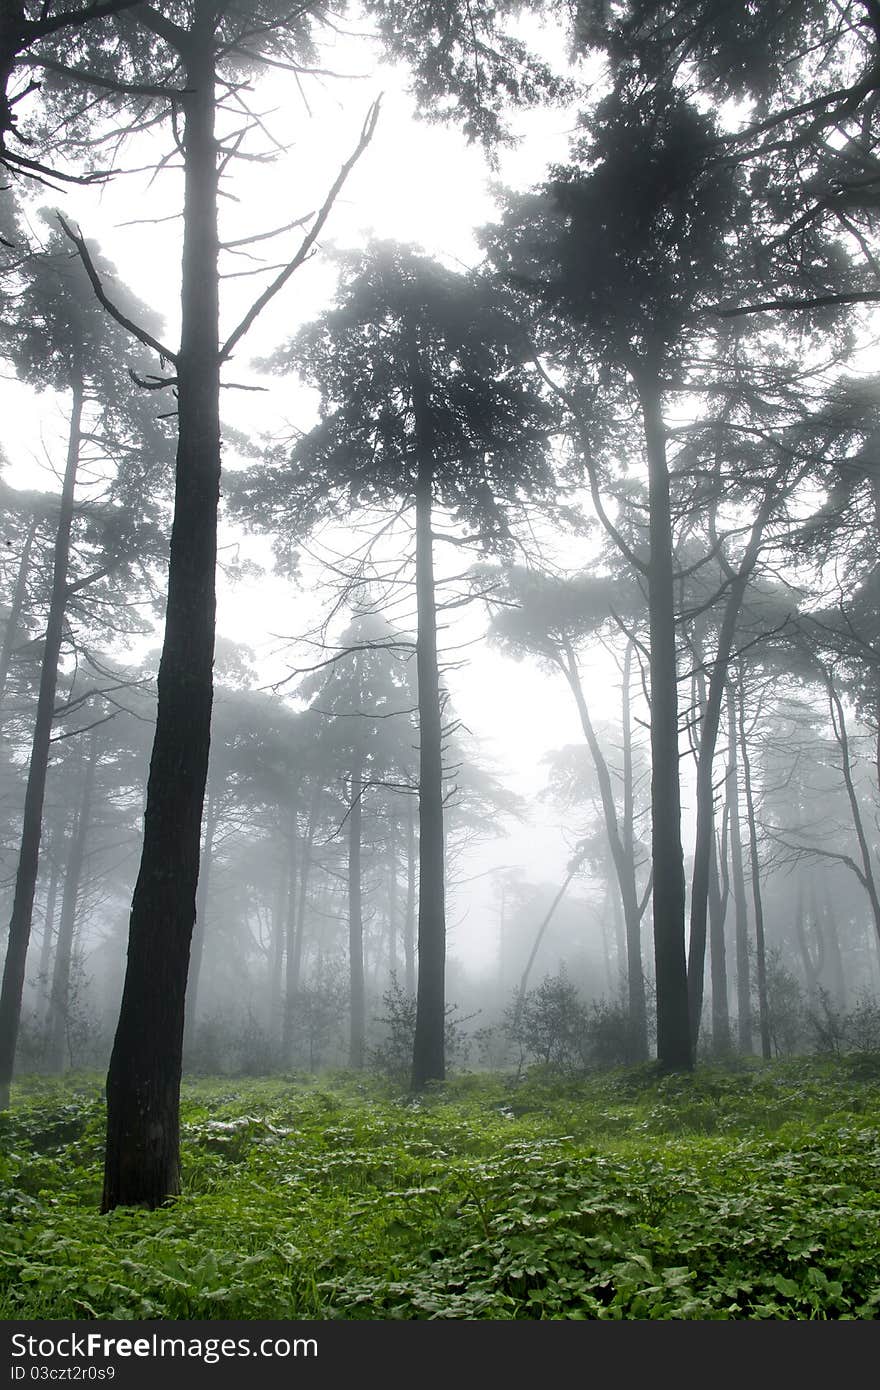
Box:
[0, 228, 170, 1108]
[483, 76, 748, 1069]
[236, 241, 552, 1087]
[297, 611, 418, 1070]
[487, 564, 652, 1059]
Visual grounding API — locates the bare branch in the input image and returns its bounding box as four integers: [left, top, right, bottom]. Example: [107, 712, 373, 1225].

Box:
[57, 213, 178, 364]
[219, 97, 382, 363]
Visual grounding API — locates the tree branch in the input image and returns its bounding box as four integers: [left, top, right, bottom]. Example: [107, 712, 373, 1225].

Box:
[219, 96, 382, 363]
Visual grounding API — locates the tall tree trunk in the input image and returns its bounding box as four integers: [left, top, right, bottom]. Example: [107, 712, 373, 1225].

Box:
[404, 794, 416, 995]
[726, 683, 752, 1053]
[283, 782, 319, 1061]
[268, 849, 288, 1044]
[634, 361, 691, 1071]
[102, 11, 220, 1209]
[560, 638, 648, 1059]
[737, 677, 771, 1059]
[387, 832, 398, 979]
[37, 855, 61, 1022]
[47, 729, 97, 1073]
[707, 828, 731, 1054]
[348, 756, 365, 1069]
[620, 638, 649, 1058]
[0, 514, 36, 712]
[819, 881, 846, 1006]
[182, 787, 218, 1062]
[410, 375, 446, 1089]
[825, 673, 880, 953]
[0, 354, 83, 1109]
[687, 495, 774, 1047]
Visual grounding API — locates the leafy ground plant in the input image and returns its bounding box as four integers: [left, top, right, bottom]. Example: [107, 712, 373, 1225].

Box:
[1, 1058, 879, 1319]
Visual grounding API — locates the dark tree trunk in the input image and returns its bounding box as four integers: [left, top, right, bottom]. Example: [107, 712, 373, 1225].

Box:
[102, 12, 220, 1209]
[0, 514, 36, 711]
[348, 755, 365, 1070]
[726, 683, 752, 1053]
[404, 795, 416, 995]
[182, 787, 218, 1062]
[47, 729, 97, 1073]
[737, 678, 771, 1059]
[410, 377, 446, 1090]
[635, 362, 691, 1072]
[0, 356, 83, 1109]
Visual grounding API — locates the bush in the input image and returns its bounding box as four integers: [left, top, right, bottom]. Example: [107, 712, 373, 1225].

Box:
[368, 974, 475, 1084]
[504, 969, 590, 1075]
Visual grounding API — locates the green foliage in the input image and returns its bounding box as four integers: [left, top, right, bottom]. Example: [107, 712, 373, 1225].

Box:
[368, 975, 474, 1084]
[2, 1059, 880, 1319]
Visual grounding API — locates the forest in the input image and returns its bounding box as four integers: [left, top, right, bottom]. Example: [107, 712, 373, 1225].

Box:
[1, 0, 880, 1324]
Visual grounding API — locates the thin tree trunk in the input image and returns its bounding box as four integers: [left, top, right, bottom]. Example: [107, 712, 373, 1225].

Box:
[0, 354, 83, 1109]
[620, 638, 649, 1057]
[793, 881, 819, 996]
[268, 849, 288, 1044]
[283, 783, 319, 1061]
[348, 755, 365, 1069]
[707, 828, 731, 1054]
[102, 10, 221, 1209]
[404, 794, 416, 995]
[0, 514, 36, 711]
[560, 641, 648, 1057]
[634, 361, 690, 1072]
[388, 832, 398, 979]
[726, 683, 752, 1053]
[37, 856, 61, 1023]
[819, 880, 846, 1005]
[280, 814, 300, 1062]
[182, 787, 218, 1062]
[825, 675, 880, 952]
[687, 493, 774, 1047]
[47, 729, 97, 1073]
[737, 677, 771, 1060]
[410, 373, 446, 1090]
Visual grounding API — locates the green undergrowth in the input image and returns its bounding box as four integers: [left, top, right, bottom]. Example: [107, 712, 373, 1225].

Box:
[1, 1056, 879, 1319]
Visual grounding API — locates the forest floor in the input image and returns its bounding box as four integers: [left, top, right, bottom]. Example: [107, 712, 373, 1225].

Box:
[1, 1056, 879, 1319]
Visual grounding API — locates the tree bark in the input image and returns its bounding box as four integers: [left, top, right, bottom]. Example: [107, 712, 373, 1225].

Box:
[410, 366, 446, 1089]
[0, 514, 36, 712]
[37, 855, 60, 1020]
[102, 8, 220, 1208]
[737, 675, 771, 1059]
[182, 786, 218, 1062]
[634, 361, 691, 1071]
[47, 729, 97, 1073]
[404, 794, 416, 995]
[348, 754, 365, 1069]
[0, 354, 83, 1109]
[726, 682, 752, 1053]
[707, 827, 731, 1054]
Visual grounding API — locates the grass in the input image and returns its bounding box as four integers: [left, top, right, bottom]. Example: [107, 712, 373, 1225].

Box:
[1, 1055, 879, 1319]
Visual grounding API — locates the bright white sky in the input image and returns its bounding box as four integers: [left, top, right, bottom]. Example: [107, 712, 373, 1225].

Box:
[1, 23, 628, 974]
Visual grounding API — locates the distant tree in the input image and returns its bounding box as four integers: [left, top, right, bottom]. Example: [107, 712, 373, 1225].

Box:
[487, 565, 652, 1059]
[236, 241, 553, 1087]
[0, 229, 170, 1108]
